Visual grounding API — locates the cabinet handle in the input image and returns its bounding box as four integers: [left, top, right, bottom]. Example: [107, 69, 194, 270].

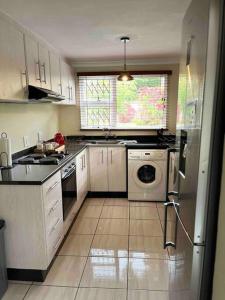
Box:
[36, 61, 41, 81]
[47, 181, 59, 194]
[50, 218, 61, 235]
[53, 235, 62, 250]
[68, 86, 70, 101]
[21, 69, 28, 88]
[58, 83, 62, 95]
[101, 150, 104, 164]
[48, 199, 60, 215]
[70, 87, 73, 100]
[111, 150, 112, 164]
[41, 63, 47, 83]
[83, 154, 86, 168]
[81, 156, 83, 170]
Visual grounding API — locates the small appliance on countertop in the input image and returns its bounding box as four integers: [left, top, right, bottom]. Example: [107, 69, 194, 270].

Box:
[0, 132, 12, 169]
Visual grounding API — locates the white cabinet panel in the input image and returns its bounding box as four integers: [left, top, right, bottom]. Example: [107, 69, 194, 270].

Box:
[49, 51, 61, 94]
[0, 18, 27, 100]
[89, 146, 127, 192]
[76, 149, 88, 204]
[108, 147, 126, 191]
[38, 43, 51, 90]
[25, 34, 41, 88]
[60, 60, 70, 103]
[89, 147, 108, 191]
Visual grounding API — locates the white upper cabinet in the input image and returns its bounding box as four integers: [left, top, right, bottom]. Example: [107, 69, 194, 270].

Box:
[60, 60, 70, 103]
[0, 17, 27, 101]
[0, 12, 76, 104]
[59, 61, 76, 105]
[49, 52, 61, 95]
[38, 43, 51, 90]
[24, 35, 41, 88]
[68, 67, 76, 104]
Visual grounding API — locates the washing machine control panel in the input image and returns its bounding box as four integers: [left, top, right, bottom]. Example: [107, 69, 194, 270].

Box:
[128, 150, 167, 160]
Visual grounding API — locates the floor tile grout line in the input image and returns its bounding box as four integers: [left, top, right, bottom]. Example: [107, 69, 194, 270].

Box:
[22, 283, 33, 300]
[75, 199, 104, 295]
[126, 202, 132, 299]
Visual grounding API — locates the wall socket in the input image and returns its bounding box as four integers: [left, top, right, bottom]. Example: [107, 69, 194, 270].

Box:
[23, 136, 30, 148]
[37, 131, 43, 142]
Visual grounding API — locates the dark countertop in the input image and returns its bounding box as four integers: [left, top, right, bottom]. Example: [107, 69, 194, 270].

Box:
[0, 134, 176, 186]
[0, 144, 86, 185]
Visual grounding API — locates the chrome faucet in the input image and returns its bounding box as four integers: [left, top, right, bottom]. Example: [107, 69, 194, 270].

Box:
[102, 128, 116, 139]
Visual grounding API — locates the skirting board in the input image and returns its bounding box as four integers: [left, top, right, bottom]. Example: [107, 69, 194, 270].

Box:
[87, 191, 127, 198]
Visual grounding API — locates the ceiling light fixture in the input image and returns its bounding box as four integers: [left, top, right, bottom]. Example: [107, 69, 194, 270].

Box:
[117, 37, 133, 81]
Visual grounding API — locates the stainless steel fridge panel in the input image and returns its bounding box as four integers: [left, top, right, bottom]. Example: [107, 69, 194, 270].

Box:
[166, 204, 204, 300]
[175, 0, 213, 244]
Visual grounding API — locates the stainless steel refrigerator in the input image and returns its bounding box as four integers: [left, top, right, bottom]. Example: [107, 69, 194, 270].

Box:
[164, 0, 225, 299]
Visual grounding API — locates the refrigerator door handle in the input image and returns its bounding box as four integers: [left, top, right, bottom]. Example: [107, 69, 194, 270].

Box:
[163, 201, 179, 249]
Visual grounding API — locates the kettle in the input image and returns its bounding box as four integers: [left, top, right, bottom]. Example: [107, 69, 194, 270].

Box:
[54, 132, 65, 145]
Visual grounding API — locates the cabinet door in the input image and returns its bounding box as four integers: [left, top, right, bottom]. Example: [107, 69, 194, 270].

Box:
[38, 43, 51, 90]
[89, 147, 108, 191]
[60, 61, 70, 103]
[68, 67, 76, 104]
[0, 18, 27, 100]
[82, 149, 88, 198]
[25, 34, 41, 87]
[76, 152, 84, 203]
[49, 51, 61, 94]
[108, 147, 126, 192]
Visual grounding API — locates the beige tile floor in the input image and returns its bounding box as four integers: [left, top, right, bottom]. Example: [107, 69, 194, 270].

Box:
[3, 198, 172, 300]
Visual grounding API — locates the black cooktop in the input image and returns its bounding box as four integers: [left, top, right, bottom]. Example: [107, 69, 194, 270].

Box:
[14, 153, 68, 165]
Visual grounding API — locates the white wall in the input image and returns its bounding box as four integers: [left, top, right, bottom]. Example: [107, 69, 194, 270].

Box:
[212, 138, 225, 300]
[58, 63, 179, 136]
[0, 103, 59, 153]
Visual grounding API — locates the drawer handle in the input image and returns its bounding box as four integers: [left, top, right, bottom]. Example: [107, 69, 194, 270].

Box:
[47, 181, 60, 194]
[53, 235, 62, 250]
[50, 218, 61, 235]
[48, 199, 60, 216]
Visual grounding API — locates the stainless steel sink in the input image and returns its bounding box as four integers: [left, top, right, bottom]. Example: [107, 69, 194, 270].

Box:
[88, 140, 121, 144]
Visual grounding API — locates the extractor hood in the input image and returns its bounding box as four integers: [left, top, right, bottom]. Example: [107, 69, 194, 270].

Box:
[28, 85, 65, 102]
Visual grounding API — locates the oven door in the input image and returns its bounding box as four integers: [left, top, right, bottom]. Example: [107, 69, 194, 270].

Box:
[61, 166, 77, 220]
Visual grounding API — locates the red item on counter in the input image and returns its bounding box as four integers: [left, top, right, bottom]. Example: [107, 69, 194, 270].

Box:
[54, 133, 65, 145]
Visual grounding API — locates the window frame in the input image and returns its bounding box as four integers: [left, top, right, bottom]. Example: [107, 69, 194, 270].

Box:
[78, 70, 172, 131]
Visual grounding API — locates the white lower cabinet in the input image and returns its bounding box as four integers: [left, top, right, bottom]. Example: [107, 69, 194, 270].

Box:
[89, 147, 108, 191]
[89, 146, 126, 192]
[0, 171, 63, 270]
[76, 148, 88, 203]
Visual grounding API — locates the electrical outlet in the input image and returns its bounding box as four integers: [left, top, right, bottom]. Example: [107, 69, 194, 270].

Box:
[23, 136, 29, 148]
[37, 131, 43, 142]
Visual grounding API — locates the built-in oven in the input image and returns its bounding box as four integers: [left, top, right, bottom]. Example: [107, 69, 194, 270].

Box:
[61, 157, 77, 220]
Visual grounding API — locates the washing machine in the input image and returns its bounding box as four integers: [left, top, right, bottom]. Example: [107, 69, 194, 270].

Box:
[128, 149, 168, 201]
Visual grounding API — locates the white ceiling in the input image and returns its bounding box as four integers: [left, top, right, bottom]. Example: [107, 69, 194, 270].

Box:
[0, 0, 191, 63]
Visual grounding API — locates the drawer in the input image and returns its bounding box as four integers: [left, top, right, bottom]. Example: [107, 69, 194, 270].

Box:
[45, 198, 63, 234]
[47, 217, 63, 263]
[43, 172, 61, 200]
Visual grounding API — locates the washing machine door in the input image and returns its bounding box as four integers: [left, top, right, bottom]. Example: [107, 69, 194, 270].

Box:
[133, 161, 162, 188]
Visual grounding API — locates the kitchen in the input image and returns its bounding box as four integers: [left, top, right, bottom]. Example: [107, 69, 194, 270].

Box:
[0, 0, 225, 299]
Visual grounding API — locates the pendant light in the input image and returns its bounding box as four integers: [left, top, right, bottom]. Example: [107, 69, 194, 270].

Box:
[117, 37, 133, 81]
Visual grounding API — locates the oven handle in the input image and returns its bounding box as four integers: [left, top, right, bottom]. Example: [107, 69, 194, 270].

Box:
[62, 167, 76, 181]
